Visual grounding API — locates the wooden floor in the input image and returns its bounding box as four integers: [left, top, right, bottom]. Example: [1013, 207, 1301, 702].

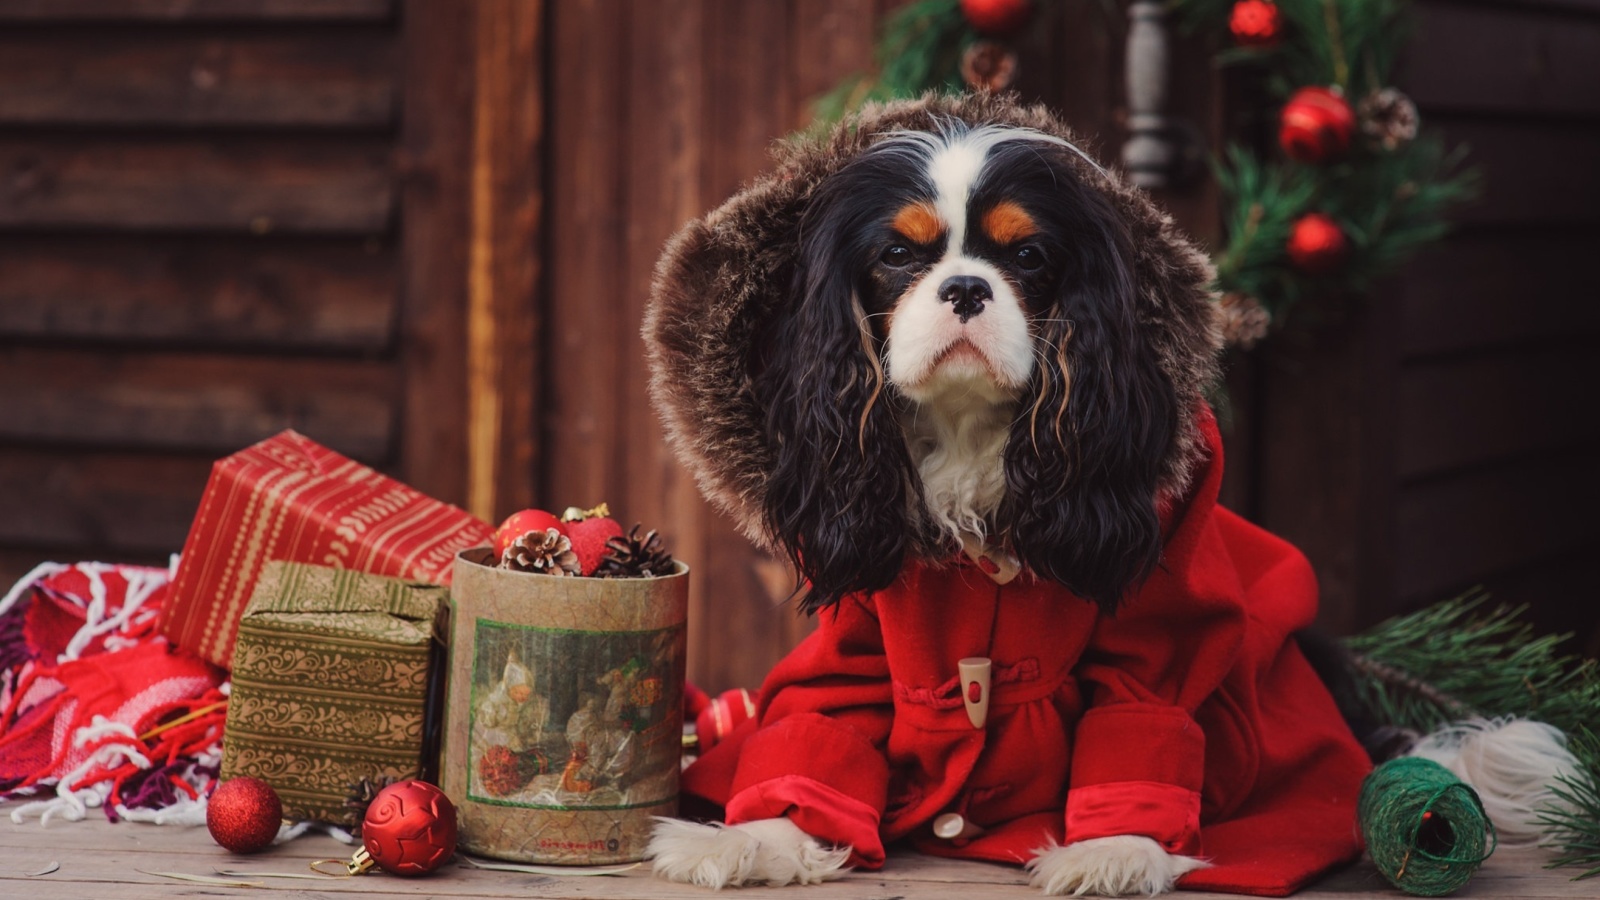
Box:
[0, 814, 1589, 899]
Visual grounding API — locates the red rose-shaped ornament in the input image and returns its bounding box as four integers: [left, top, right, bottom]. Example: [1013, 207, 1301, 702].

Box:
[207, 777, 282, 854]
[1287, 213, 1349, 274]
[359, 780, 458, 876]
[961, 0, 1034, 36]
[1280, 86, 1356, 163]
[1229, 0, 1281, 47]
[493, 508, 564, 559]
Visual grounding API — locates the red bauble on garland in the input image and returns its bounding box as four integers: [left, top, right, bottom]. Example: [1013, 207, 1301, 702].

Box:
[1287, 213, 1349, 274]
[361, 780, 458, 876]
[207, 777, 282, 854]
[960, 0, 1033, 36]
[1229, 0, 1282, 47]
[1280, 86, 1356, 164]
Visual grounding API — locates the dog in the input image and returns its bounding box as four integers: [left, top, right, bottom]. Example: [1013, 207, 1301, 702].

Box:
[642, 94, 1372, 896]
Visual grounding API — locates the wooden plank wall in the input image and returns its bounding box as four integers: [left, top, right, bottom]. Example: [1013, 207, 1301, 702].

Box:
[1398, 0, 1600, 652]
[0, 1, 543, 590]
[0, 0, 405, 582]
[541, 0, 1221, 692]
[1249, 0, 1600, 653]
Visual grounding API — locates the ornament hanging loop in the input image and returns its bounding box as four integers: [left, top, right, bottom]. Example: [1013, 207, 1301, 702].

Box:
[309, 848, 374, 877]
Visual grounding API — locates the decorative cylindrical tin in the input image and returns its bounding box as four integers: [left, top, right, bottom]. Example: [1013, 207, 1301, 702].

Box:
[442, 547, 687, 864]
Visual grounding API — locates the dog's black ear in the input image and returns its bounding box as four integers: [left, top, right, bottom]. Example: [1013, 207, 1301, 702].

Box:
[1001, 180, 1177, 615]
[756, 187, 916, 614]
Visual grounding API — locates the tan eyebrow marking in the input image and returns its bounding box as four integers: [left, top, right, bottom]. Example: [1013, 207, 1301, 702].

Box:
[982, 200, 1039, 245]
[892, 201, 946, 245]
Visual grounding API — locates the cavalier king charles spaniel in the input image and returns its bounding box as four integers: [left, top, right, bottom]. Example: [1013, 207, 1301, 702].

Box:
[640, 95, 1371, 897]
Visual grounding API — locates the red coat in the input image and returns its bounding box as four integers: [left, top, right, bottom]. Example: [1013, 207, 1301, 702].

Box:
[683, 416, 1372, 897]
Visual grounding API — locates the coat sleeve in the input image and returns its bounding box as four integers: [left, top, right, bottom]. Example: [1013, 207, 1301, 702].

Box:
[1064, 434, 1250, 856]
[723, 592, 896, 869]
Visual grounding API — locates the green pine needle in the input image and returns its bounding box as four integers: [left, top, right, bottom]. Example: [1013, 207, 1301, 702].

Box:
[1538, 727, 1600, 879]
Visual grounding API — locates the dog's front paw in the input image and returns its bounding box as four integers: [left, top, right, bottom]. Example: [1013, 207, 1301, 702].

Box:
[647, 816, 852, 888]
[1026, 835, 1208, 897]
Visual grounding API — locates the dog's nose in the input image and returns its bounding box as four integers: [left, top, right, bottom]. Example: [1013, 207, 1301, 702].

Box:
[938, 275, 992, 322]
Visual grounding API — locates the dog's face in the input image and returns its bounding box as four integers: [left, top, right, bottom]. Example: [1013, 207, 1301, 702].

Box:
[857, 130, 1068, 404]
[757, 123, 1178, 614]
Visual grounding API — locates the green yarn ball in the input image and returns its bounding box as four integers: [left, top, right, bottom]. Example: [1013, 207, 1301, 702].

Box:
[1358, 756, 1496, 896]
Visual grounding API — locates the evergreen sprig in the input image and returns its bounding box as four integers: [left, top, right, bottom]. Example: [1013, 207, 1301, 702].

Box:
[1343, 590, 1600, 737]
[1539, 727, 1600, 880]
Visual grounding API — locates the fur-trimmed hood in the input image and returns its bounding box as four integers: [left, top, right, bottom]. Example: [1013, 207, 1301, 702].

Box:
[645, 93, 1221, 552]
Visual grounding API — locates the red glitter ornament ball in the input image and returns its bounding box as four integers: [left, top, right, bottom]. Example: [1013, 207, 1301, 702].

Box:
[1287, 213, 1349, 274]
[1229, 0, 1281, 47]
[960, 0, 1034, 36]
[207, 776, 282, 854]
[1279, 86, 1356, 164]
[361, 780, 458, 876]
[493, 508, 565, 559]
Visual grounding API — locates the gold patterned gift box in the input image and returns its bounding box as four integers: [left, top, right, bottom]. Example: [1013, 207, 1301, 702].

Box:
[220, 561, 449, 824]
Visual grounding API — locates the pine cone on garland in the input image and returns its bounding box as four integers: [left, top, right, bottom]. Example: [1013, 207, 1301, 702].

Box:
[1219, 292, 1272, 349]
[597, 525, 676, 578]
[961, 40, 1018, 93]
[1358, 88, 1420, 151]
[502, 528, 581, 576]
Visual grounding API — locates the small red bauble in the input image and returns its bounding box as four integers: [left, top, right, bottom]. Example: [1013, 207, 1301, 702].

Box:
[1287, 213, 1349, 274]
[361, 780, 458, 876]
[566, 515, 624, 576]
[1229, 0, 1281, 47]
[493, 508, 564, 559]
[1280, 86, 1356, 164]
[960, 0, 1034, 36]
[207, 776, 282, 854]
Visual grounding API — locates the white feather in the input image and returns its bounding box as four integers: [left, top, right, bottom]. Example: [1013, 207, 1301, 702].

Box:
[647, 816, 851, 888]
[1027, 835, 1209, 897]
[1408, 717, 1584, 844]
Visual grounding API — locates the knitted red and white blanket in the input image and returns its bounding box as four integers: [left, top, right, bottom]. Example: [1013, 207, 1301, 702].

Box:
[0, 561, 225, 826]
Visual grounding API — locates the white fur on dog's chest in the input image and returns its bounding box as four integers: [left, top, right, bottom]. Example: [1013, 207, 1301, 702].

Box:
[900, 375, 1016, 541]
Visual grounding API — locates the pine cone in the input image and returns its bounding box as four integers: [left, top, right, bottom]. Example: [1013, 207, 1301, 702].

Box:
[1358, 87, 1419, 151]
[345, 773, 398, 833]
[1219, 292, 1271, 349]
[501, 527, 581, 576]
[597, 525, 676, 578]
[960, 40, 1018, 93]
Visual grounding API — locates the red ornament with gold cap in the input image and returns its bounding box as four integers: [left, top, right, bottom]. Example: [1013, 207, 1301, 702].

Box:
[352, 780, 459, 876]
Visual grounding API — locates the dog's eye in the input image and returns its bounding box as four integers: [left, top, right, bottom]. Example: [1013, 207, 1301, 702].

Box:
[1014, 245, 1045, 271]
[880, 245, 914, 268]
